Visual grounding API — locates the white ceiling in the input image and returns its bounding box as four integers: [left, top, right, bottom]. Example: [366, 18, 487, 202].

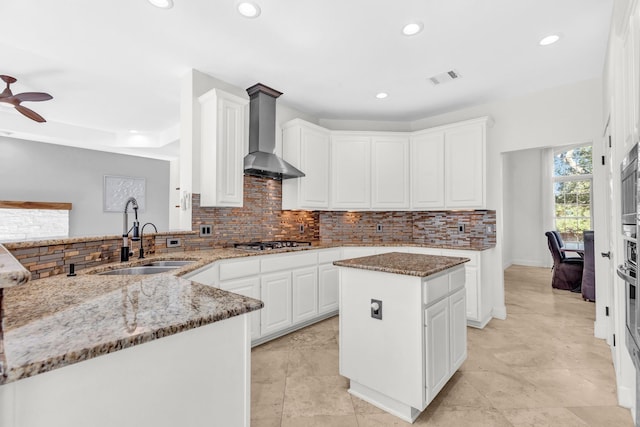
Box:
[0, 0, 613, 159]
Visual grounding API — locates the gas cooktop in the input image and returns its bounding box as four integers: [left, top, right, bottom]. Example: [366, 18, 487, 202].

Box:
[233, 241, 312, 251]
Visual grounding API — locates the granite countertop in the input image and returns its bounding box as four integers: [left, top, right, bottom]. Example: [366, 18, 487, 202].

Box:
[333, 252, 470, 277]
[0, 249, 263, 385]
[0, 245, 30, 288]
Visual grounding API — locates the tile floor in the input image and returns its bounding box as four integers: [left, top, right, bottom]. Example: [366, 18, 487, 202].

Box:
[250, 265, 634, 426]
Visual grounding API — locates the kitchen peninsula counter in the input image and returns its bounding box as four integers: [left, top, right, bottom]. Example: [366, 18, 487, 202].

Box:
[0, 247, 268, 427]
[0, 248, 264, 385]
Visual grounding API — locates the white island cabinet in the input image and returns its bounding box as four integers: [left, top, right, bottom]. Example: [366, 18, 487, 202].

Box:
[335, 252, 468, 423]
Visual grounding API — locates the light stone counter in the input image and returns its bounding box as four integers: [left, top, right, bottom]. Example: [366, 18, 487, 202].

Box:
[0, 249, 265, 385]
[0, 244, 30, 288]
[333, 251, 469, 277]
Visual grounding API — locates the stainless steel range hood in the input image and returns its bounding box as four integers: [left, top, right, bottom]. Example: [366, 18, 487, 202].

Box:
[244, 83, 305, 180]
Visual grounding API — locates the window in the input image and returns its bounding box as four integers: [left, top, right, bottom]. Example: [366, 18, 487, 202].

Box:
[0, 201, 71, 242]
[553, 145, 593, 243]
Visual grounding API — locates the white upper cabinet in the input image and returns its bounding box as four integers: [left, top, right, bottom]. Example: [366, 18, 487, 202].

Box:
[282, 120, 331, 210]
[280, 116, 490, 211]
[331, 134, 371, 209]
[371, 136, 410, 209]
[198, 89, 249, 207]
[444, 121, 486, 208]
[410, 131, 445, 209]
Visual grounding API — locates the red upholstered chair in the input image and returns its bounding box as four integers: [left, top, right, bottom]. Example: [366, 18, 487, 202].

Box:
[545, 231, 584, 291]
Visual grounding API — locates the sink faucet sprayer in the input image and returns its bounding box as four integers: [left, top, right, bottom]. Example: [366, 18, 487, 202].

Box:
[121, 197, 141, 262]
[139, 222, 157, 259]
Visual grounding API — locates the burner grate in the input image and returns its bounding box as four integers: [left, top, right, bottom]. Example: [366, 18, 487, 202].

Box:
[233, 241, 312, 251]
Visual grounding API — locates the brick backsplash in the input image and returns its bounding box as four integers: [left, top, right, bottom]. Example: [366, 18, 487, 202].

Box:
[6, 175, 496, 278]
[319, 210, 496, 249]
[5, 233, 191, 280]
[412, 211, 496, 249]
[192, 175, 320, 247]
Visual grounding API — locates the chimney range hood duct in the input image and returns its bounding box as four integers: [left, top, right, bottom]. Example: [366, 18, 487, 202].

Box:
[243, 83, 305, 180]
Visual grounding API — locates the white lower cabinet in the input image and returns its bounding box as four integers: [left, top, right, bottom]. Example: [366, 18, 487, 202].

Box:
[449, 288, 467, 370]
[318, 263, 339, 314]
[440, 249, 488, 328]
[425, 298, 450, 401]
[220, 277, 261, 340]
[423, 267, 467, 406]
[292, 266, 318, 324]
[260, 272, 293, 336]
[339, 263, 467, 422]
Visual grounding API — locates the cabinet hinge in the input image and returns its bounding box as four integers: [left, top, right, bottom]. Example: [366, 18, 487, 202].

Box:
[605, 306, 609, 316]
[601, 155, 605, 165]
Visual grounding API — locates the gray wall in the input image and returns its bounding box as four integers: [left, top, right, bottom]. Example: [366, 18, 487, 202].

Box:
[0, 137, 170, 238]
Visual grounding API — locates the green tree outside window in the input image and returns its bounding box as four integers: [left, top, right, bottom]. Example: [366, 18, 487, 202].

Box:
[553, 145, 592, 243]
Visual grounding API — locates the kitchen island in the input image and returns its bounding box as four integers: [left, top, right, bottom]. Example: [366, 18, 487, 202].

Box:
[335, 252, 469, 423]
[0, 247, 263, 427]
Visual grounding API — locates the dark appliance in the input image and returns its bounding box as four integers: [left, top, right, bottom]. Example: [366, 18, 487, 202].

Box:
[243, 83, 305, 180]
[621, 144, 638, 238]
[234, 241, 312, 251]
[620, 144, 640, 370]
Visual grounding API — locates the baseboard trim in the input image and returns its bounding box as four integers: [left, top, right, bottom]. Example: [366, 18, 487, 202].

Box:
[467, 313, 492, 329]
[593, 319, 607, 340]
[493, 305, 507, 320]
[618, 384, 634, 409]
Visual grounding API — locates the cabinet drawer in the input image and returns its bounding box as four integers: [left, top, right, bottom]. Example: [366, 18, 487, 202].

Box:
[261, 251, 318, 273]
[423, 274, 449, 305]
[318, 248, 343, 264]
[219, 258, 261, 281]
[449, 267, 465, 292]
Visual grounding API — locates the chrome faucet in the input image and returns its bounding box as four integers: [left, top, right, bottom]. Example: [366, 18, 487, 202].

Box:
[139, 222, 157, 259]
[121, 197, 141, 262]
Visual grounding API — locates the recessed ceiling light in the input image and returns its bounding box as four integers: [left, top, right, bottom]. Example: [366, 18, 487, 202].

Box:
[148, 0, 174, 9]
[237, 1, 261, 18]
[402, 22, 423, 36]
[539, 34, 560, 46]
[376, 92, 389, 99]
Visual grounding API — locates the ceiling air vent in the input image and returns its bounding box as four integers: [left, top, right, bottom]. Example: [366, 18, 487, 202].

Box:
[428, 69, 461, 86]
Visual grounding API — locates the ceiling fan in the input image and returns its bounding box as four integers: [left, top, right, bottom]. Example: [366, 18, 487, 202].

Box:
[0, 75, 52, 123]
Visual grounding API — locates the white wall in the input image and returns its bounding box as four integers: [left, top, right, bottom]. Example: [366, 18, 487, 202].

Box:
[0, 137, 170, 238]
[502, 148, 549, 268]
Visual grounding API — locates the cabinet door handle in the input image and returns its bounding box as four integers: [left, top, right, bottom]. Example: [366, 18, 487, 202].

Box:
[601, 251, 611, 258]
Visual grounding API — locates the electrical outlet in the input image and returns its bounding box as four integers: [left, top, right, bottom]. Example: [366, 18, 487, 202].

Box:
[299, 224, 305, 233]
[200, 224, 212, 237]
[166, 238, 181, 248]
[458, 224, 465, 233]
[376, 224, 383, 233]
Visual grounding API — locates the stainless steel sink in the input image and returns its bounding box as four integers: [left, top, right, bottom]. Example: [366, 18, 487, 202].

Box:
[143, 260, 196, 267]
[98, 266, 180, 275]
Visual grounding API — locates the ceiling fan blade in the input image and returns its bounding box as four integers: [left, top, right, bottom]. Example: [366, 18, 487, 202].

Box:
[14, 92, 53, 102]
[15, 105, 46, 122]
